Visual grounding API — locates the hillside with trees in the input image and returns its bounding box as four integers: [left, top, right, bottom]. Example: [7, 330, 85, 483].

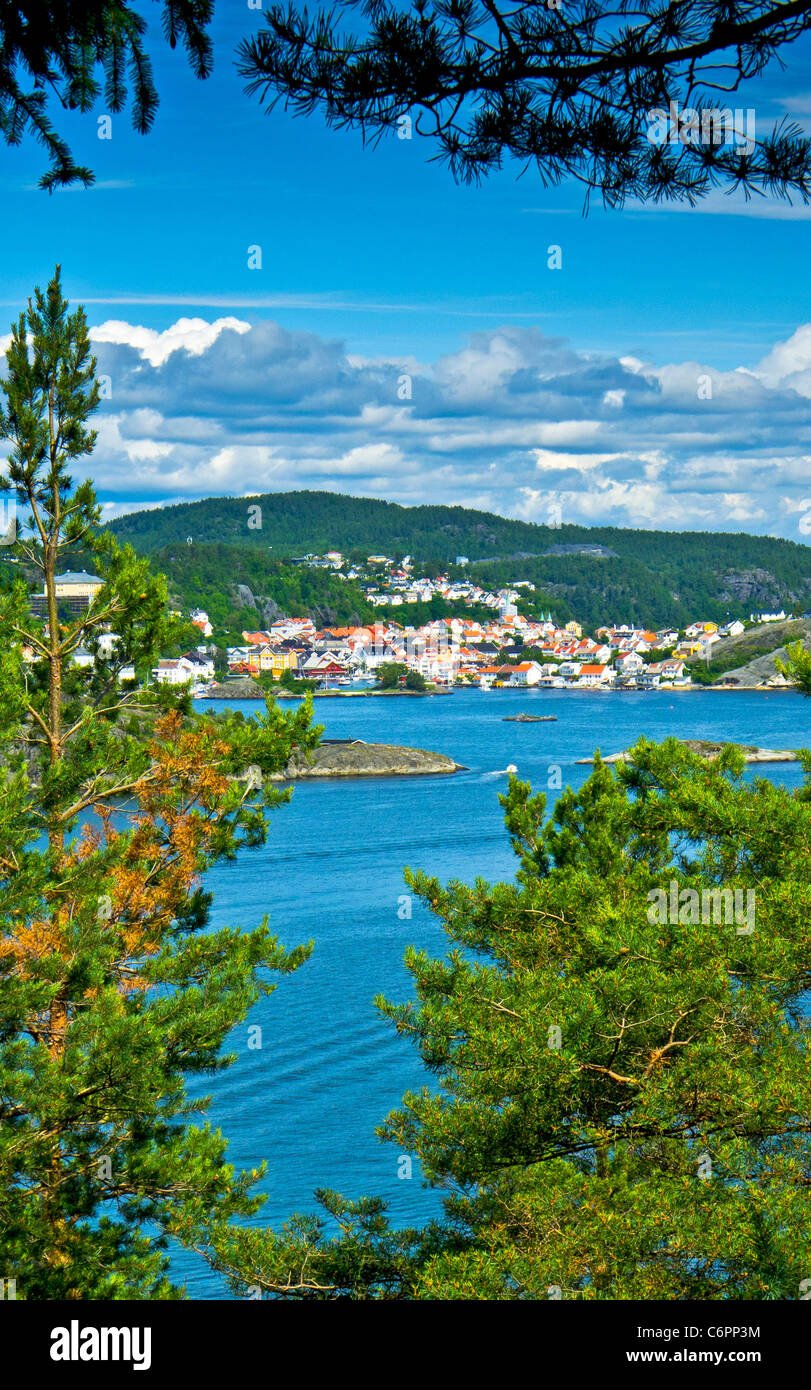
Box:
[150, 542, 375, 636]
[107, 491, 811, 631]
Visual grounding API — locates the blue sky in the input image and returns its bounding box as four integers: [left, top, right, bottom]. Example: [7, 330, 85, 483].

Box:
[1, 5, 810, 537]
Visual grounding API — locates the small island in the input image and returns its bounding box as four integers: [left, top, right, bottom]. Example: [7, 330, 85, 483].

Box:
[270, 739, 464, 780]
[502, 713, 558, 722]
[576, 739, 802, 765]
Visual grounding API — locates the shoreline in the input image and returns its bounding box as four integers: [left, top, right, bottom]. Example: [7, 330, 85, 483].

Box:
[204, 683, 800, 700]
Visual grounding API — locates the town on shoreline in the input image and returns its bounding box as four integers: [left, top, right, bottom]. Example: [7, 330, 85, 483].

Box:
[166, 602, 798, 698]
[32, 564, 805, 697]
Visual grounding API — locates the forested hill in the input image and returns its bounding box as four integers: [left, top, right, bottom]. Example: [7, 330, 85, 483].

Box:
[106, 489, 811, 630]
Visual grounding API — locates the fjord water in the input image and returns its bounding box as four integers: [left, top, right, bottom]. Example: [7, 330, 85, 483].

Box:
[174, 688, 809, 1297]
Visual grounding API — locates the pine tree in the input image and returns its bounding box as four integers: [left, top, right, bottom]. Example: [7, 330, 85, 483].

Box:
[779, 640, 811, 696]
[239, 1, 811, 207]
[0, 2, 214, 190]
[191, 738, 811, 1299]
[0, 268, 317, 1299]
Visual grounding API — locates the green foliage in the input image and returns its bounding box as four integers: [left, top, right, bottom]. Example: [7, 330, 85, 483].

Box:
[388, 596, 497, 627]
[778, 640, 811, 695]
[377, 663, 408, 689]
[0, 2, 214, 191]
[190, 739, 811, 1299]
[279, 666, 316, 693]
[149, 541, 374, 638]
[238, 2, 811, 207]
[0, 270, 319, 1299]
[404, 668, 427, 692]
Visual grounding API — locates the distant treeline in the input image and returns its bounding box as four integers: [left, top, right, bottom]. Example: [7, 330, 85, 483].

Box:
[96, 489, 811, 631]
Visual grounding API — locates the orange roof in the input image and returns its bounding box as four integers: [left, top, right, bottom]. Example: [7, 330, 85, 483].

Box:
[580, 664, 607, 675]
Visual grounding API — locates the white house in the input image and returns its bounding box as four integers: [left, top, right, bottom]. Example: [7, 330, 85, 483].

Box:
[638, 663, 664, 689]
[152, 657, 196, 686]
[507, 661, 544, 687]
[661, 659, 689, 684]
[183, 651, 215, 680]
[577, 663, 614, 688]
[190, 608, 213, 638]
[616, 651, 645, 675]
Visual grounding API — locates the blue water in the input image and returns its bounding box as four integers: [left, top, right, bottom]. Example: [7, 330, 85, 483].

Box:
[172, 688, 810, 1296]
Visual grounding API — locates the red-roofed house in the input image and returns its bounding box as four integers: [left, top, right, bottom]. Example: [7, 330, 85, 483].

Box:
[577, 663, 614, 687]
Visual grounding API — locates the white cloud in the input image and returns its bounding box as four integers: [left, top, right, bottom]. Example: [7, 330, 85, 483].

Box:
[756, 324, 811, 395]
[91, 316, 250, 366]
[534, 448, 620, 473]
[13, 313, 808, 540]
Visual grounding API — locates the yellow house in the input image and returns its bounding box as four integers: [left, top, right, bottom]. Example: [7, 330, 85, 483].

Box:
[32, 569, 104, 616]
[258, 647, 298, 678]
[54, 570, 103, 601]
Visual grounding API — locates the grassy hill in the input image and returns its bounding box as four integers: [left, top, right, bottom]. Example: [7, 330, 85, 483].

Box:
[106, 490, 811, 631]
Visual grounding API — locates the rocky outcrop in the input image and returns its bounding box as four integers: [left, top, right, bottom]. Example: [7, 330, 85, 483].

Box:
[716, 568, 786, 606]
[205, 677, 266, 699]
[503, 713, 557, 722]
[719, 635, 811, 687]
[577, 740, 801, 765]
[231, 585, 281, 626]
[269, 739, 462, 780]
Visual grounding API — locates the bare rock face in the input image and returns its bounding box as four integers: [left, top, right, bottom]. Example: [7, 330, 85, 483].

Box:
[269, 739, 461, 780]
[716, 567, 809, 607]
[309, 603, 338, 627]
[231, 587, 280, 625]
[719, 634, 811, 687]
